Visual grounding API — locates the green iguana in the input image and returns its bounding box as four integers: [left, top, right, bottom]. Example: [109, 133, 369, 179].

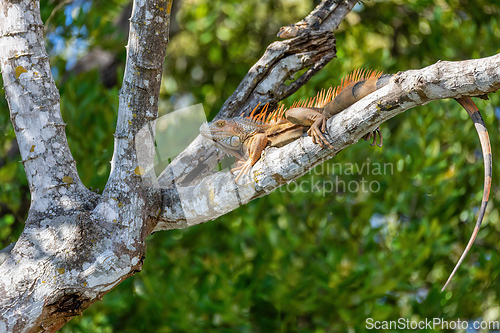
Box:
[200, 69, 492, 291]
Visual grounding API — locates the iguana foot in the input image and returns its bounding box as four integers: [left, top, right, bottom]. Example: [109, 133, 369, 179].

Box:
[363, 126, 383, 147]
[308, 115, 334, 149]
[231, 160, 253, 183]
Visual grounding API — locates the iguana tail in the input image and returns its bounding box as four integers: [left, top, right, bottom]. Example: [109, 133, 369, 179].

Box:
[441, 97, 492, 291]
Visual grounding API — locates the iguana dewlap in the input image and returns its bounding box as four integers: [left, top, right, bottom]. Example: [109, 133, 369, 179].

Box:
[200, 69, 492, 291]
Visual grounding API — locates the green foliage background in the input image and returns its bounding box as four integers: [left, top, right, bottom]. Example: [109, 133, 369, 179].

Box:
[1, 0, 500, 332]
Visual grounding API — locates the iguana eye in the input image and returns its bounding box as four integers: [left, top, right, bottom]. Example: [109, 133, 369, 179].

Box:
[230, 136, 241, 147]
[215, 120, 225, 127]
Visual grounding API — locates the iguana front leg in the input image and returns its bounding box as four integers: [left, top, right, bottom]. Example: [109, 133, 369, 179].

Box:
[285, 107, 334, 149]
[231, 133, 269, 183]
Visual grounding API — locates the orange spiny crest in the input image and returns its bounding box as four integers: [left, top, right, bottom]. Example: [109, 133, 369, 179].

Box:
[246, 102, 275, 123]
[256, 103, 270, 122]
[293, 96, 315, 108]
[302, 69, 383, 108]
[248, 102, 261, 118]
[292, 87, 335, 109]
[314, 87, 334, 108]
[334, 68, 383, 98]
[316, 90, 324, 106]
[243, 69, 382, 123]
[306, 96, 317, 107]
[296, 98, 304, 108]
[266, 104, 285, 123]
[245, 102, 288, 124]
[277, 104, 286, 120]
[245, 102, 266, 123]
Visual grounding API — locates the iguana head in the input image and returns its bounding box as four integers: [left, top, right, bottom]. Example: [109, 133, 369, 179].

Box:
[199, 117, 261, 158]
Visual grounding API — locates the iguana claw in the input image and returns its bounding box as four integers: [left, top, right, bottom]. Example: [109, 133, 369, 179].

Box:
[231, 160, 253, 183]
[307, 114, 334, 149]
[376, 127, 383, 147]
[364, 126, 383, 147]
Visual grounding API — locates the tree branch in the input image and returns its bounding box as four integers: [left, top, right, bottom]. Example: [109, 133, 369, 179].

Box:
[155, 53, 500, 230]
[277, 0, 358, 38]
[107, 0, 171, 193]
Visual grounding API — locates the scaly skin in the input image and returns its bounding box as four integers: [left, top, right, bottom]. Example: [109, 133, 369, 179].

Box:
[200, 71, 492, 291]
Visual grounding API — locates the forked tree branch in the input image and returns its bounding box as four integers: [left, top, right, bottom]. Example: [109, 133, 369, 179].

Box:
[0, 0, 172, 331]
